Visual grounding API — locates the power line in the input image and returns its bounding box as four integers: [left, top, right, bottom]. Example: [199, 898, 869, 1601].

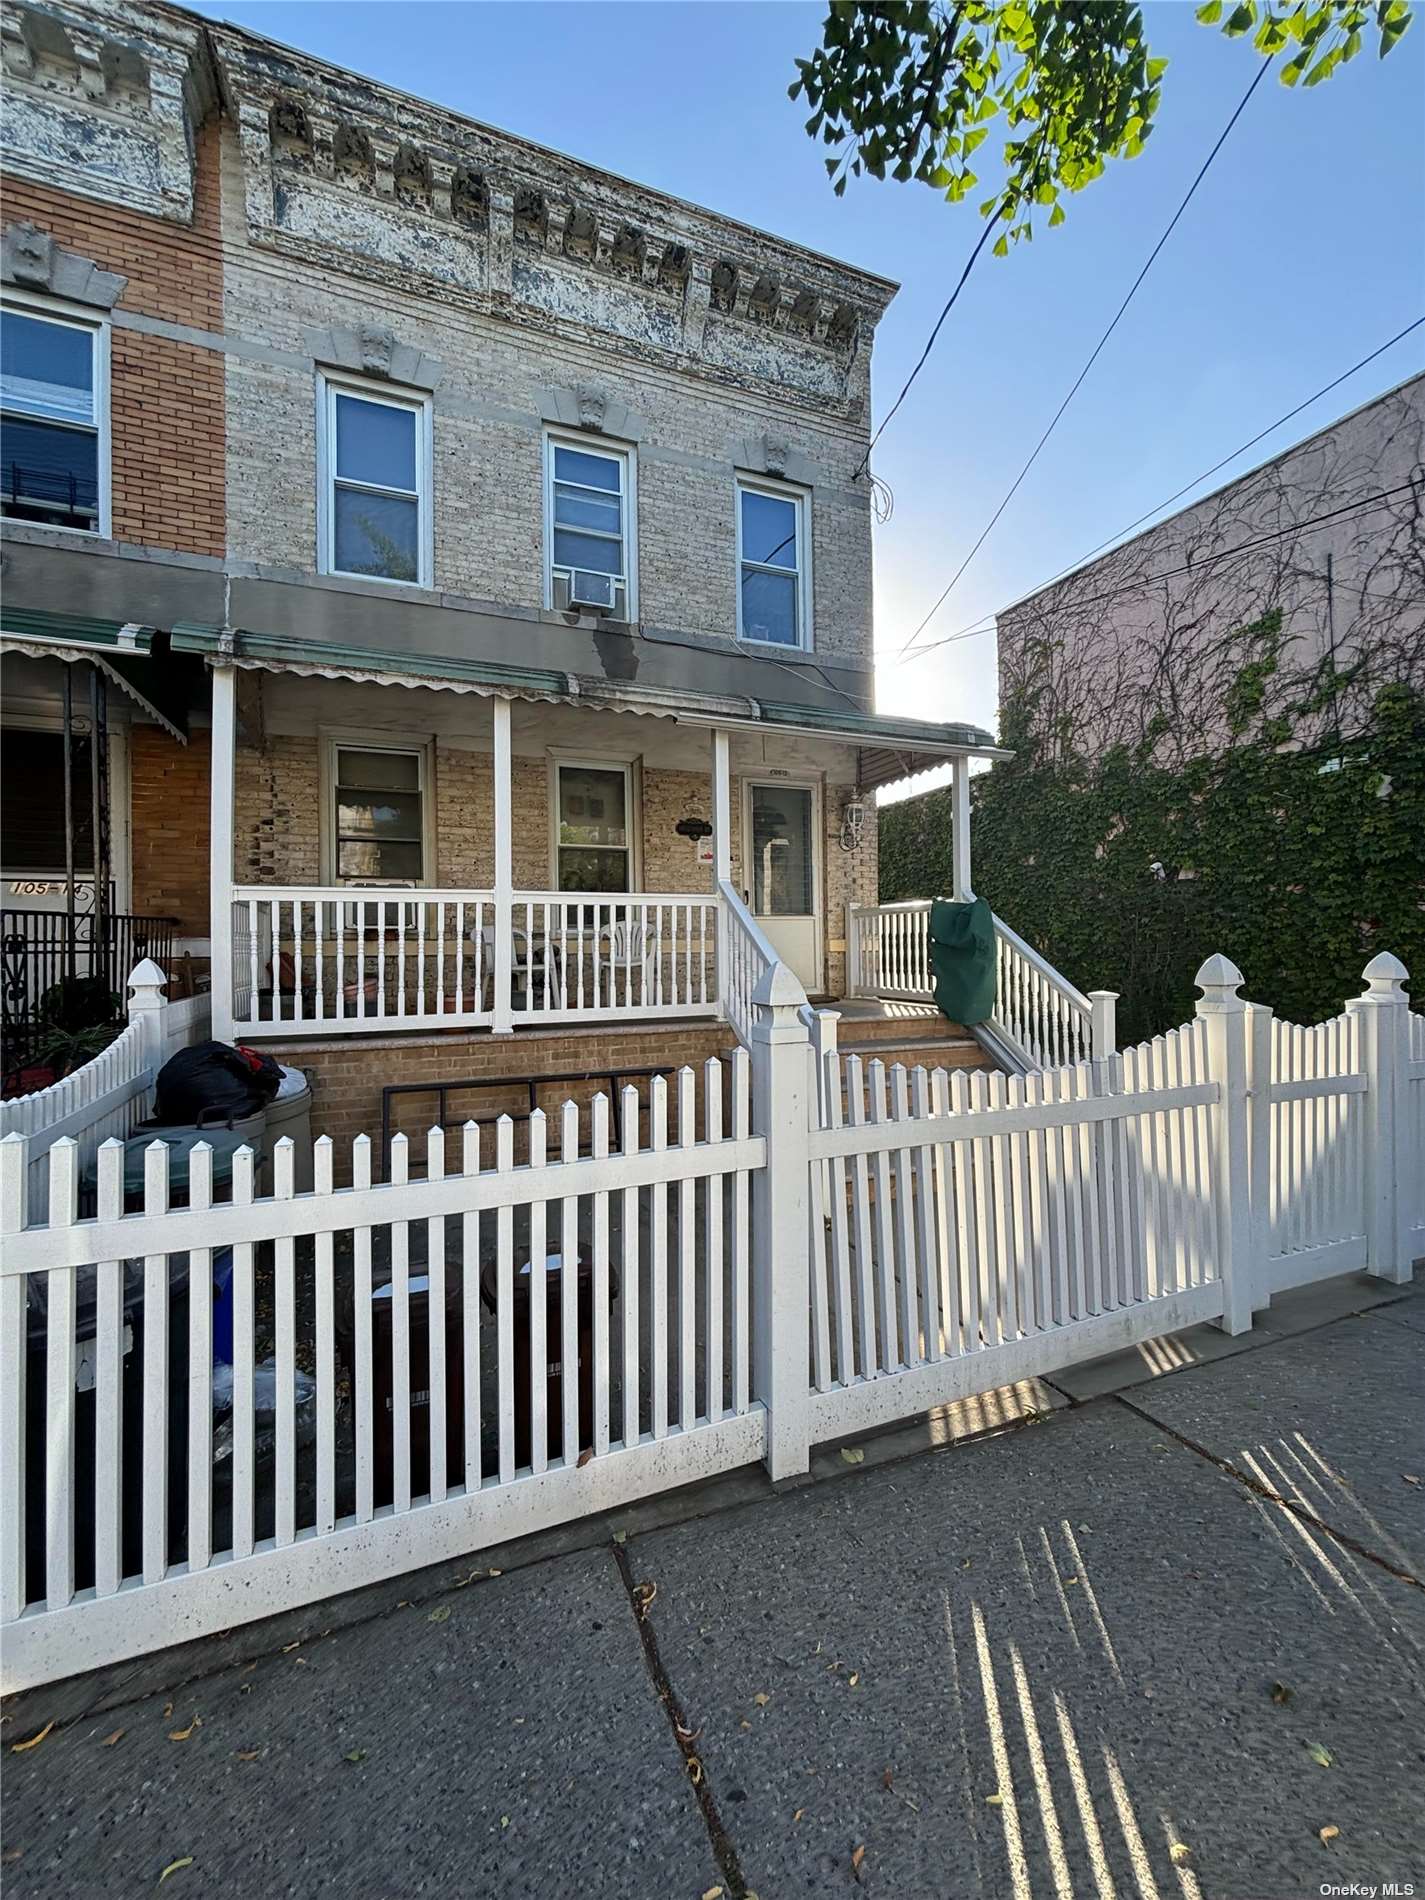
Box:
[896, 481, 1421, 658]
[852, 214, 1004, 483]
[896, 58, 1273, 660]
[1020, 318, 1425, 594]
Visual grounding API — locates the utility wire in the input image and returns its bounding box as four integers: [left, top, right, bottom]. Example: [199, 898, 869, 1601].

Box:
[896, 58, 1274, 660]
[892, 323, 1425, 661]
[897, 481, 1420, 657]
[851, 213, 1005, 482]
[1021, 317, 1425, 594]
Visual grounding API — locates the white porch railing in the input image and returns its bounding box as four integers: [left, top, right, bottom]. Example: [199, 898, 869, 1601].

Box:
[510, 894, 718, 1024]
[717, 879, 785, 1046]
[845, 900, 1096, 1069]
[230, 888, 724, 1037]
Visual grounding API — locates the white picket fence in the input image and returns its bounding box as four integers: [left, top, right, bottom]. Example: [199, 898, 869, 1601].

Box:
[1, 952, 1417, 1692]
[0, 964, 209, 1206]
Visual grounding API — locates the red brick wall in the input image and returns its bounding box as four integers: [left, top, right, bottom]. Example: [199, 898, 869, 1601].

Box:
[129, 724, 210, 936]
[2, 123, 225, 557]
[261, 1022, 738, 1181]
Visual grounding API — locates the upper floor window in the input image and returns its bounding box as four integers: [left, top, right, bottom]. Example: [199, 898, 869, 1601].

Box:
[0, 302, 108, 536]
[737, 477, 809, 649]
[317, 372, 432, 587]
[545, 433, 635, 621]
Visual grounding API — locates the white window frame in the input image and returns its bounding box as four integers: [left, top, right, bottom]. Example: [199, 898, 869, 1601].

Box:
[548, 752, 641, 894]
[736, 473, 812, 652]
[316, 370, 433, 589]
[319, 729, 436, 889]
[543, 428, 637, 622]
[0, 290, 111, 539]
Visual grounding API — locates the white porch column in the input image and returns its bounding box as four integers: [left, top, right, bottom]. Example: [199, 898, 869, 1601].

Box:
[209, 662, 236, 1044]
[951, 756, 973, 902]
[492, 694, 514, 1034]
[711, 727, 732, 883]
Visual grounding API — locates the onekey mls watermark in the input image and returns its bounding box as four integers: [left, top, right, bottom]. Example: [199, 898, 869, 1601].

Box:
[1319, 1884, 1417, 1898]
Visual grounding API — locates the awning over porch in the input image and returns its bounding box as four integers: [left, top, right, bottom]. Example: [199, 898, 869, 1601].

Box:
[168, 620, 1007, 785]
[0, 608, 193, 742]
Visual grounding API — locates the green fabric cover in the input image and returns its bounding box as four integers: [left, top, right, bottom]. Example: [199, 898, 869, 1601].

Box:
[929, 896, 996, 1026]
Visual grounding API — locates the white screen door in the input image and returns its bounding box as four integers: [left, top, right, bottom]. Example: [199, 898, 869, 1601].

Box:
[745, 780, 820, 992]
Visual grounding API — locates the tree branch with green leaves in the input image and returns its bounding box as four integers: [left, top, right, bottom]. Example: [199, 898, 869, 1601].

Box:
[792, 1, 1412, 253]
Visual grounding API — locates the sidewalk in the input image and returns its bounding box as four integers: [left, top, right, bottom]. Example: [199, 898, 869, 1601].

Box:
[4, 1274, 1422, 1899]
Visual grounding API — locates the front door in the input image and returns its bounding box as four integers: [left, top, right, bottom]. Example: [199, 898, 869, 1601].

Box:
[745, 780, 821, 993]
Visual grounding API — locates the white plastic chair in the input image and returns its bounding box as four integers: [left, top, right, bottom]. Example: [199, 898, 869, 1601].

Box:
[598, 918, 656, 1005]
[477, 921, 562, 1011]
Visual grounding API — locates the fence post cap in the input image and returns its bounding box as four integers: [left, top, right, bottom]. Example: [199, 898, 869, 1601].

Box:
[752, 960, 808, 1012]
[1361, 951, 1408, 995]
[126, 957, 168, 1000]
[1194, 953, 1244, 995]
[1086, 989, 1120, 1004]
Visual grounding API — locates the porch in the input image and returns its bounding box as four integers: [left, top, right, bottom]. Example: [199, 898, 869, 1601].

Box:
[207, 656, 1002, 1049]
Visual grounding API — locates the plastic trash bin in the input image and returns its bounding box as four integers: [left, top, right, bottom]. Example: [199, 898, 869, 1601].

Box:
[264, 1064, 314, 1192]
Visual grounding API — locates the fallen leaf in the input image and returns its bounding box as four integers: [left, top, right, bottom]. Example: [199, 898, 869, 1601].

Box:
[753, 1692, 771, 1708]
[162, 1702, 173, 1718]
[101, 1729, 125, 1747]
[500, 1815, 510, 1829]
[1403, 1474, 1420, 1486]
[1062, 1577, 1078, 1587]
[343, 1750, 366, 1764]
[985, 1793, 1004, 1807]
[576, 1447, 594, 1469]
[10, 1720, 53, 1754]
[487, 1569, 501, 1578]
[961, 1557, 972, 1569]
[428, 1606, 451, 1624]
[292, 1657, 308, 1666]
[839, 1447, 865, 1466]
[1169, 1842, 1191, 1864]
[234, 1750, 260, 1762]
[281, 1642, 301, 1654]
[1305, 1742, 1334, 1769]
[740, 1720, 752, 1731]
[701, 1887, 724, 1900]
[851, 1843, 866, 1876]
[882, 1769, 894, 1791]
[687, 1756, 703, 1785]
[2, 1847, 22, 1863]
[158, 1858, 193, 1884]
[793, 1808, 805, 1822]
[612, 1530, 627, 1545]
[1319, 1825, 1339, 1846]
[632, 1581, 657, 1620]
[1270, 1682, 1294, 1706]
[168, 1716, 201, 1742]
[240, 1663, 258, 1674]
[848, 1673, 860, 1688]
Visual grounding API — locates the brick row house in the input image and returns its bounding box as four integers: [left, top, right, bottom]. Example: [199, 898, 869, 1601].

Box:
[1, 0, 1003, 1136]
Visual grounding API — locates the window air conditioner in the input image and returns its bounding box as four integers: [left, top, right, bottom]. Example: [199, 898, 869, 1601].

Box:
[568, 569, 616, 613]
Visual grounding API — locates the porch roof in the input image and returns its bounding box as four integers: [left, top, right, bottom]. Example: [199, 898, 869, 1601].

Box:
[0, 609, 191, 742]
[169, 623, 1008, 788]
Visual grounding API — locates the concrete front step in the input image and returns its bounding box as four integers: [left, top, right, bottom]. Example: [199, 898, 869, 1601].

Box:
[836, 1036, 992, 1073]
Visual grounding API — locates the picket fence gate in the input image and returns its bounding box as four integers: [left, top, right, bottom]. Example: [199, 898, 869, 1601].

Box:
[0, 953, 1418, 1691]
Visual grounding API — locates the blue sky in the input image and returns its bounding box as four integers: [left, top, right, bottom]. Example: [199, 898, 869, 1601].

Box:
[192, 1, 1425, 739]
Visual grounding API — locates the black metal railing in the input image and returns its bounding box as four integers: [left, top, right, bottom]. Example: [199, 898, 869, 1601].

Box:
[0, 908, 179, 1089]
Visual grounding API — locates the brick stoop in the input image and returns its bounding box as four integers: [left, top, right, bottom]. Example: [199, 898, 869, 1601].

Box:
[827, 1001, 992, 1075]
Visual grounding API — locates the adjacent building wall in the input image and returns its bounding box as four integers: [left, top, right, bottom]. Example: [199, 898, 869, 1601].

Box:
[995, 375, 1425, 759]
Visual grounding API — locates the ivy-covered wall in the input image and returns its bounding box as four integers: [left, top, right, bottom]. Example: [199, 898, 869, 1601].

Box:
[880, 619, 1425, 1044]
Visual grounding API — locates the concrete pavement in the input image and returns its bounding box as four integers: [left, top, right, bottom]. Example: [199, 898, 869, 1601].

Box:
[4, 1274, 1422, 1899]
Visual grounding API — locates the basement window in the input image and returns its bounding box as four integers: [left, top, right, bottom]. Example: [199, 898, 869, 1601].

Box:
[317, 372, 432, 587]
[0, 301, 109, 536]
